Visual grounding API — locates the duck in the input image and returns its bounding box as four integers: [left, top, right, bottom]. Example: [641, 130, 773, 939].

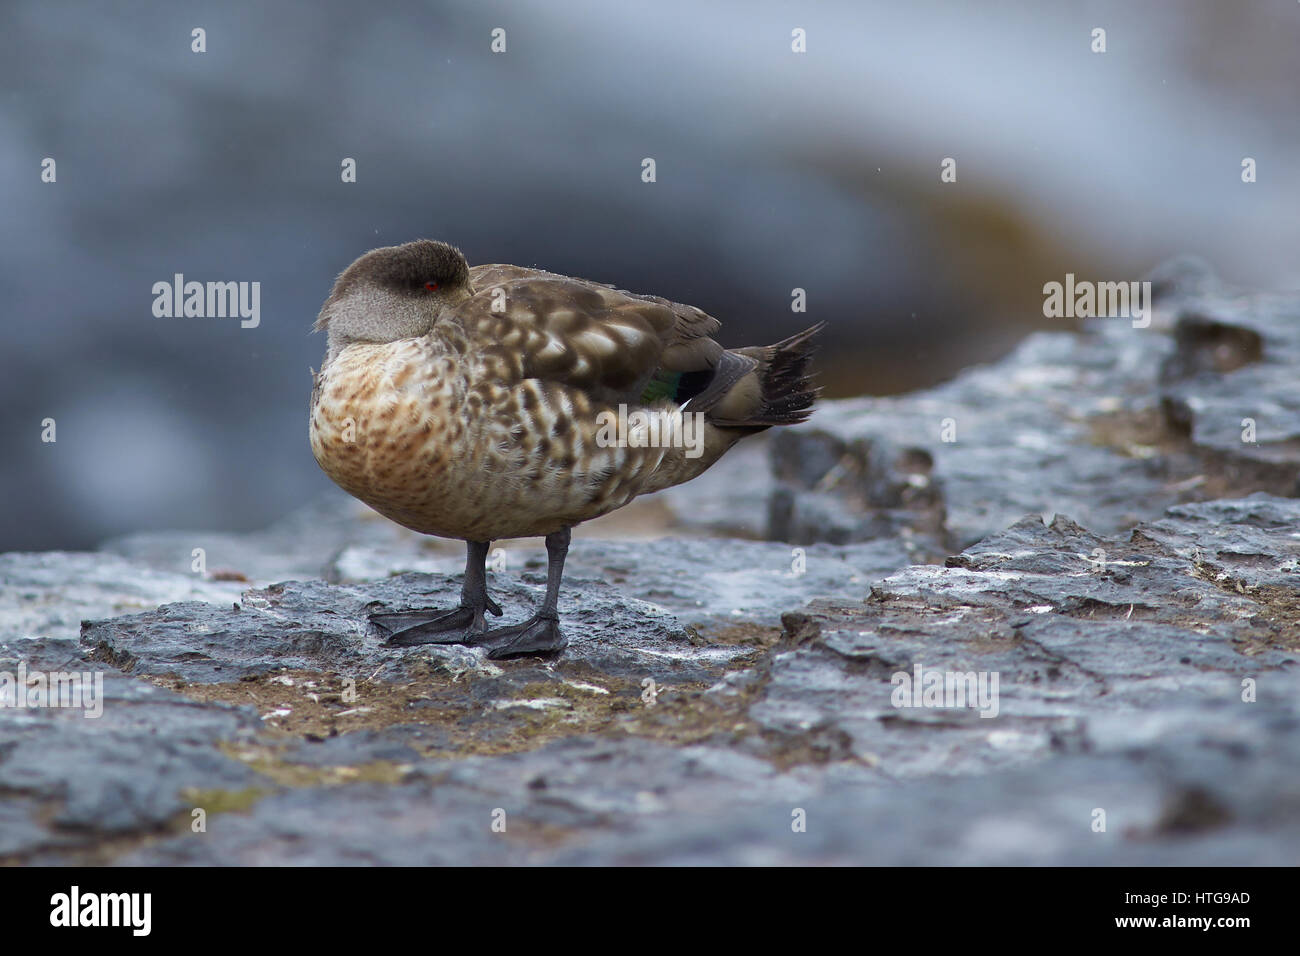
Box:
[309, 239, 822, 659]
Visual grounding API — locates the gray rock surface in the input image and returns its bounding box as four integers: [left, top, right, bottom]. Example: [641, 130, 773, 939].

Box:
[1, 493, 1292, 865]
[0, 637, 260, 861]
[2, 265, 1297, 865]
[768, 263, 1300, 549]
[0, 551, 243, 642]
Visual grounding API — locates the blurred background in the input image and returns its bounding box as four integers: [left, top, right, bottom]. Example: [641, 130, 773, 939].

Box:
[2, 0, 1297, 550]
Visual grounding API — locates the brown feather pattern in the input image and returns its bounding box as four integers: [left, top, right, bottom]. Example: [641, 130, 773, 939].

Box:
[310, 245, 822, 542]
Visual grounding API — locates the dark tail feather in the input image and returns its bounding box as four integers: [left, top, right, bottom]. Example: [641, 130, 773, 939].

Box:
[754, 321, 824, 425]
[711, 322, 824, 427]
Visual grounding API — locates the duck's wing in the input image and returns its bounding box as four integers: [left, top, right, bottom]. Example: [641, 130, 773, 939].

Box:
[458, 264, 756, 409]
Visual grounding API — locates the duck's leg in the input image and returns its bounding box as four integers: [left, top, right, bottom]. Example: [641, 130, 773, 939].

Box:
[474, 528, 570, 659]
[370, 540, 503, 646]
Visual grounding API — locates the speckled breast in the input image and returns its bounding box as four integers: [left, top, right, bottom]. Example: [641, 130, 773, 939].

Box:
[309, 338, 479, 538]
[308, 336, 606, 541]
[308, 330, 708, 541]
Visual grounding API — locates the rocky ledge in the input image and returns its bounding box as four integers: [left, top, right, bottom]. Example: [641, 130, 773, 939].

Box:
[1, 261, 1296, 864]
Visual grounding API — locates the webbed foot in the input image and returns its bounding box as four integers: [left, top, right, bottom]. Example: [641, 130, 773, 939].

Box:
[473, 612, 567, 660]
[370, 596, 503, 646]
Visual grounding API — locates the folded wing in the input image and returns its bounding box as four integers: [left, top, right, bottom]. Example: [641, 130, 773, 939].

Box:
[461, 264, 754, 411]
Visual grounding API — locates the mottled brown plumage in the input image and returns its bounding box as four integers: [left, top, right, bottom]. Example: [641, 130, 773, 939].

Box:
[309, 240, 821, 658]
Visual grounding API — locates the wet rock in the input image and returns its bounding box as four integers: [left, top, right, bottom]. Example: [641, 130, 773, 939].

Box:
[1137, 496, 1300, 592]
[2, 494, 1287, 865]
[80, 573, 713, 686]
[747, 495, 1298, 787]
[545, 707, 1300, 865]
[0, 636, 260, 861]
[772, 268, 1300, 547]
[113, 736, 833, 866]
[0, 551, 242, 642]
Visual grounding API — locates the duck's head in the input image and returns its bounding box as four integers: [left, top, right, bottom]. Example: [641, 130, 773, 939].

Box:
[315, 239, 474, 351]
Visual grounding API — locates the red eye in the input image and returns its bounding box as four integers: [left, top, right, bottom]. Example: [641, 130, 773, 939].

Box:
[425, 281, 439, 291]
